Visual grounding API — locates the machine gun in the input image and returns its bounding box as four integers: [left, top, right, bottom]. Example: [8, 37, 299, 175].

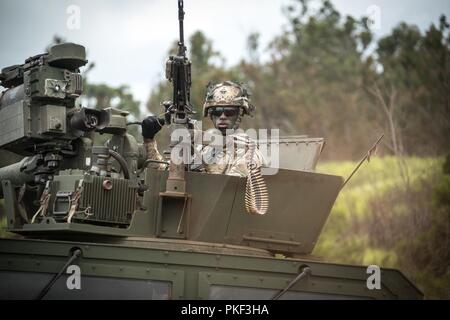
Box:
[163, 0, 195, 127]
[161, 0, 196, 197]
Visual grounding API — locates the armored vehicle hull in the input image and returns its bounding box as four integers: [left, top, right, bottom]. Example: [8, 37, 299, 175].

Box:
[0, 237, 422, 300]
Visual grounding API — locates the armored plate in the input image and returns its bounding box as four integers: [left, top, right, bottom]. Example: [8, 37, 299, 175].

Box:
[11, 168, 341, 255]
[258, 136, 324, 171]
[0, 237, 423, 300]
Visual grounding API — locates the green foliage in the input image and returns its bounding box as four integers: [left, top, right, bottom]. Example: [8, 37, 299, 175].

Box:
[316, 156, 449, 299]
[241, 0, 375, 159]
[371, 16, 450, 156]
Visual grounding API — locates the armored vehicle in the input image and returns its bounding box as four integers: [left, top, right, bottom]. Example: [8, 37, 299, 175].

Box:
[0, 2, 422, 301]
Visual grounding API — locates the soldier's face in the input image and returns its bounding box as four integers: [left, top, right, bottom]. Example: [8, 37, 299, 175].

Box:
[210, 107, 240, 132]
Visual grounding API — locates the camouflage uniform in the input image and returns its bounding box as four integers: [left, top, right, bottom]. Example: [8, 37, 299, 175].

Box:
[143, 138, 166, 169]
[144, 81, 265, 177]
[196, 132, 265, 177]
[144, 132, 265, 177]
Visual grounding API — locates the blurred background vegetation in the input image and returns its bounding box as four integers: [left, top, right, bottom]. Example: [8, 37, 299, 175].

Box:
[0, 0, 448, 298]
[317, 156, 449, 299]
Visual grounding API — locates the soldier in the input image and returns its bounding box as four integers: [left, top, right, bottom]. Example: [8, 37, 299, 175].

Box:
[141, 81, 265, 177]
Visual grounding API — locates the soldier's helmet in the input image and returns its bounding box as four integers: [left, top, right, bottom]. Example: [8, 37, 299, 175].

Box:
[203, 81, 255, 117]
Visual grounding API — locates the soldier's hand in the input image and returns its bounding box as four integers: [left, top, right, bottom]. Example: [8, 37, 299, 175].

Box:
[141, 116, 162, 139]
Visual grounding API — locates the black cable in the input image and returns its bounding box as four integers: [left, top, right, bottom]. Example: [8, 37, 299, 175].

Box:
[108, 149, 130, 179]
[35, 249, 82, 300]
[271, 266, 311, 300]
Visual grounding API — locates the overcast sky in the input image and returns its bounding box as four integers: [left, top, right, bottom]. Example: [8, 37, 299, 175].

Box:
[0, 0, 449, 113]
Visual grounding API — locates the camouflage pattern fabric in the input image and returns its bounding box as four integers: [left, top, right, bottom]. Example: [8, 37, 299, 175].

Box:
[143, 134, 265, 177]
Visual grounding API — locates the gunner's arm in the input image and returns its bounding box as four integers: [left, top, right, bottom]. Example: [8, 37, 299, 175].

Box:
[142, 116, 166, 169]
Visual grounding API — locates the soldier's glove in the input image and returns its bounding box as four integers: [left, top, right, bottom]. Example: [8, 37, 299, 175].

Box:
[141, 116, 162, 139]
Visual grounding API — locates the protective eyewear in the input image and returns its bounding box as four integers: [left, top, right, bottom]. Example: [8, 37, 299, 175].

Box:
[210, 107, 239, 117]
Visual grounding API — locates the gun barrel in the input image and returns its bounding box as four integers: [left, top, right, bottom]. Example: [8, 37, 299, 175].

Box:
[178, 0, 185, 56]
[0, 158, 34, 198]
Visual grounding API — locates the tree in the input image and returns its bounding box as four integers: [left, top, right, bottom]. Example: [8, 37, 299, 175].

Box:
[239, 0, 376, 159]
[370, 17, 450, 156]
